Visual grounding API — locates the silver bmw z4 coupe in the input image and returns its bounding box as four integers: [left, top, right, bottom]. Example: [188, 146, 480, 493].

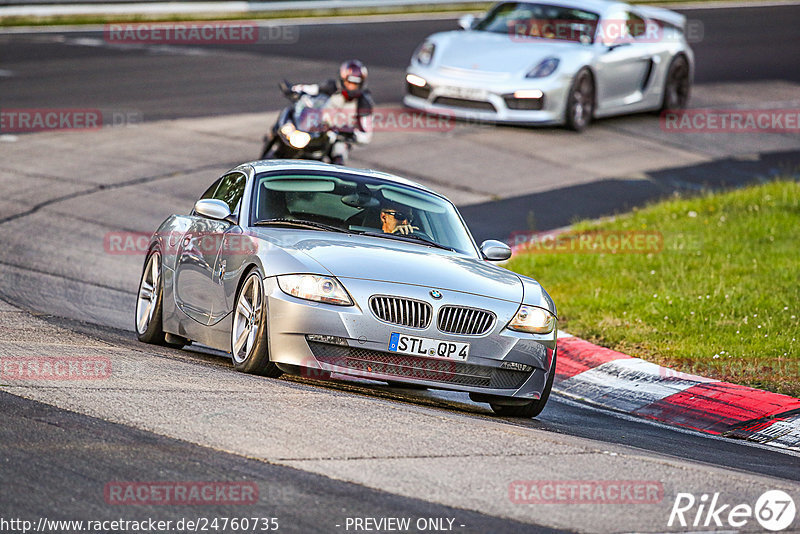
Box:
[404, 0, 694, 130]
[135, 160, 558, 417]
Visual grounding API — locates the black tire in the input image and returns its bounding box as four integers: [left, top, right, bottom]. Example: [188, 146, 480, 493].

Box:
[490, 351, 556, 418]
[135, 250, 167, 344]
[231, 270, 282, 378]
[565, 68, 595, 132]
[660, 55, 691, 111]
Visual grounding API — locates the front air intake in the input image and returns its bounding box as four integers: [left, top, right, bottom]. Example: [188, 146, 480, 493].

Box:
[369, 295, 432, 329]
[437, 305, 495, 336]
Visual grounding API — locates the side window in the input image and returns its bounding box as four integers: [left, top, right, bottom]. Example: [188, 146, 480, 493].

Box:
[199, 178, 222, 200]
[212, 172, 247, 215]
[626, 12, 647, 39]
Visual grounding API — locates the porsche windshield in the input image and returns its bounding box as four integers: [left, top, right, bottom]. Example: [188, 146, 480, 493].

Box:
[251, 172, 478, 255]
[475, 2, 600, 43]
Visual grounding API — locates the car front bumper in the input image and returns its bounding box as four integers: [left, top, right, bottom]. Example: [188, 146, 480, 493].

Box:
[263, 276, 556, 400]
[403, 66, 571, 125]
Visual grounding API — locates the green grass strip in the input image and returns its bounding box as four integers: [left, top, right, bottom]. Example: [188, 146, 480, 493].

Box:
[507, 179, 800, 397]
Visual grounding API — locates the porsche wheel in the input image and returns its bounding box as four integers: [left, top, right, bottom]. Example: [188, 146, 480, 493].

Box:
[661, 55, 691, 111]
[490, 352, 556, 418]
[565, 69, 594, 132]
[135, 250, 166, 344]
[231, 270, 282, 377]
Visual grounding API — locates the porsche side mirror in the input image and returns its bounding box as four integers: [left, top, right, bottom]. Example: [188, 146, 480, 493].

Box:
[480, 240, 512, 261]
[194, 199, 235, 223]
[458, 14, 476, 30]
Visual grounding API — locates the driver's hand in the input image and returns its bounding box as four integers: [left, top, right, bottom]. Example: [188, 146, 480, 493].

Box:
[391, 224, 419, 235]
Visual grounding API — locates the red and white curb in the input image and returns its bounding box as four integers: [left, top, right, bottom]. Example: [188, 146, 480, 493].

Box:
[553, 332, 800, 452]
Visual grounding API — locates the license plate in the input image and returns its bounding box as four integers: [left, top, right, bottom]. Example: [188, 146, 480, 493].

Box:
[388, 333, 469, 360]
[437, 85, 488, 101]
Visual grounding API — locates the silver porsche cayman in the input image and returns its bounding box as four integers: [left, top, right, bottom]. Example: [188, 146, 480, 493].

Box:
[404, 0, 694, 130]
[135, 160, 557, 417]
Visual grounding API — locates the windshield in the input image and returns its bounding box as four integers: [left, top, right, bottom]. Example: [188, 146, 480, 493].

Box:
[251, 171, 478, 255]
[475, 2, 600, 43]
[294, 93, 330, 133]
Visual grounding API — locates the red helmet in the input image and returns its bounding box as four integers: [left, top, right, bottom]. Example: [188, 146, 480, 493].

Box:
[339, 59, 368, 94]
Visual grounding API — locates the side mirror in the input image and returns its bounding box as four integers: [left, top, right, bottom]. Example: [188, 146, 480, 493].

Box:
[194, 199, 234, 223]
[458, 14, 476, 30]
[480, 240, 512, 261]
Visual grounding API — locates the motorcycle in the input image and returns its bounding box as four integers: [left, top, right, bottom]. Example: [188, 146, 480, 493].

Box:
[259, 80, 351, 163]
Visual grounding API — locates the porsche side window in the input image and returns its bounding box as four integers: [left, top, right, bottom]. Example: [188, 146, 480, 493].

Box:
[626, 12, 647, 39]
[212, 173, 247, 215]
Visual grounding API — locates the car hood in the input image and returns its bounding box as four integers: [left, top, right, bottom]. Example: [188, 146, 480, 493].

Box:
[254, 228, 525, 303]
[432, 30, 584, 75]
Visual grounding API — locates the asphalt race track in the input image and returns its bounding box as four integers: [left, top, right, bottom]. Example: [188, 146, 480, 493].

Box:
[1, 5, 800, 533]
[2, 5, 800, 120]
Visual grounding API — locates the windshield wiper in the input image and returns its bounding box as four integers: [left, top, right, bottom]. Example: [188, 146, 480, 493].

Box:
[253, 218, 350, 234]
[361, 231, 455, 252]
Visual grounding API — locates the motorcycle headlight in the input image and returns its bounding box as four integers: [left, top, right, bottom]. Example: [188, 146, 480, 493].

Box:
[507, 305, 556, 334]
[280, 122, 296, 138]
[277, 274, 353, 306]
[414, 41, 436, 65]
[288, 130, 311, 149]
[526, 57, 560, 78]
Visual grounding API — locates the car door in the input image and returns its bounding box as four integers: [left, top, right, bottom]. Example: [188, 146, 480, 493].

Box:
[174, 172, 247, 325]
[594, 11, 656, 111]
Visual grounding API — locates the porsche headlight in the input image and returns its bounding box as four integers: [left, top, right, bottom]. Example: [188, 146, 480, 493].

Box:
[414, 41, 436, 65]
[277, 274, 353, 306]
[507, 305, 556, 334]
[526, 57, 560, 78]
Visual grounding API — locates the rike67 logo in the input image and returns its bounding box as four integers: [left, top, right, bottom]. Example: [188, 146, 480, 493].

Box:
[669, 490, 796, 531]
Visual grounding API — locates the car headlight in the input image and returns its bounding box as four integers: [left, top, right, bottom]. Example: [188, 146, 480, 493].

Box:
[507, 305, 556, 334]
[406, 73, 428, 87]
[526, 57, 559, 78]
[277, 274, 353, 306]
[414, 41, 436, 65]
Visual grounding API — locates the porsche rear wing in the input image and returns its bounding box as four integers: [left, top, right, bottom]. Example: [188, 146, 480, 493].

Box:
[634, 5, 686, 30]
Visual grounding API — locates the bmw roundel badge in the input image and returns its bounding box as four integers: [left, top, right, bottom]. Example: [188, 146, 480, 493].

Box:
[430, 290, 442, 299]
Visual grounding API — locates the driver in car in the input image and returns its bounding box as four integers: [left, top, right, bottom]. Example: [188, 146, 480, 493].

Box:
[380, 204, 418, 235]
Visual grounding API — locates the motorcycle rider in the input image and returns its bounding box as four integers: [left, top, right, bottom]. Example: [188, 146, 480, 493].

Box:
[290, 59, 374, 165]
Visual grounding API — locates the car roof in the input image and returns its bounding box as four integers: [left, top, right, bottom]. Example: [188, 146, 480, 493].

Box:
[489, 0, 631, 16]
[246, 160, 438, 196]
